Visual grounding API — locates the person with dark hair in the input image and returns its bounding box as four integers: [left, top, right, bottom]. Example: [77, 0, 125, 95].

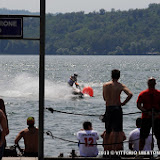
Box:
[0, 99, 9, 145]
[102, 69, 132, 151]
[137, 77, 160, 151]
[103, 69, 132, 135]
[128, 117, 153, 151]
[0, 109, 9, 160]
[77, 121, 99, 157]
[111, 69, 120, 80]
[83, 121, 92, 130]
[15, 117, 38, 157]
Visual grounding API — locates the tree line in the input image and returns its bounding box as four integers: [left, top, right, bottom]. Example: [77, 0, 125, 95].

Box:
[0, 3, 160, 55]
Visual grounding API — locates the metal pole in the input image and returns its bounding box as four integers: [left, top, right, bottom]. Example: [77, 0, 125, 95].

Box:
[38, 0, 45, 159]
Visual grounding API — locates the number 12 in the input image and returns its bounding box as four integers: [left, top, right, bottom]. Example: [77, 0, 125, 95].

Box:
[84, 137, 94, 147]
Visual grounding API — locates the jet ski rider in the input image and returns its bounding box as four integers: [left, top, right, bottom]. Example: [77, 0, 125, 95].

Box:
[68, 73, 80, 88]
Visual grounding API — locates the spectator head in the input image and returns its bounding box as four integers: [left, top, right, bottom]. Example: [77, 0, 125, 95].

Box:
[27, 117, 35, 127]
[111, 69, 120, 80]
[147, 77, 156, 89]
[83, 121, 92, 130]
[136, 117, 142, 128]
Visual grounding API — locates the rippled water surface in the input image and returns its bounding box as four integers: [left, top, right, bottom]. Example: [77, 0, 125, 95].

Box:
[0, 55, 160, 157]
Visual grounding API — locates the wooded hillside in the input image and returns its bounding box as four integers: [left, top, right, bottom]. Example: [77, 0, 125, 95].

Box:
[0, 4, 160, 55]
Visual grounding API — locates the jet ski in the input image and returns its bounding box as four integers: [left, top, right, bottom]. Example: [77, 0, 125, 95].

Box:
[71, 86, 94, 99]
[72, 88, 83, 98]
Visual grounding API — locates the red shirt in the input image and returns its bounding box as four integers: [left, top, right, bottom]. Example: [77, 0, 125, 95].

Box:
[137, 89, 160, 119]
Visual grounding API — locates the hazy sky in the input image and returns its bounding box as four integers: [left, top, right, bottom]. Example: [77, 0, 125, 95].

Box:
[1, 0, 160, 13]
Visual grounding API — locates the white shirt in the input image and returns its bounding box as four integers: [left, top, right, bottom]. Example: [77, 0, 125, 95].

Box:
[77, 130, 99, 157]
[128, 128, 153, 151]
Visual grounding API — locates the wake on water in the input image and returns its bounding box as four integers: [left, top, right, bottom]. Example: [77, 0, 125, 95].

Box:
[0, 72, 91, 101]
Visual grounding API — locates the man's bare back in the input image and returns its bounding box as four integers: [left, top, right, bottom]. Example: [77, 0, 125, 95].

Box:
[15, 126, 38, 153]
[22, 127, 38, 152]
[103, 80, 132, 107]
[102, 69, 133, 139]
[15, 117, 39, 155]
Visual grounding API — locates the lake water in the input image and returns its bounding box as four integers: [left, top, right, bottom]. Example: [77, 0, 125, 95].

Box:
[0, 55, 160, 157]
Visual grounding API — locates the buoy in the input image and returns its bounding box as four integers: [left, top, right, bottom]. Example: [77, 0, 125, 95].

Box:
[82, 86, 94, 97]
